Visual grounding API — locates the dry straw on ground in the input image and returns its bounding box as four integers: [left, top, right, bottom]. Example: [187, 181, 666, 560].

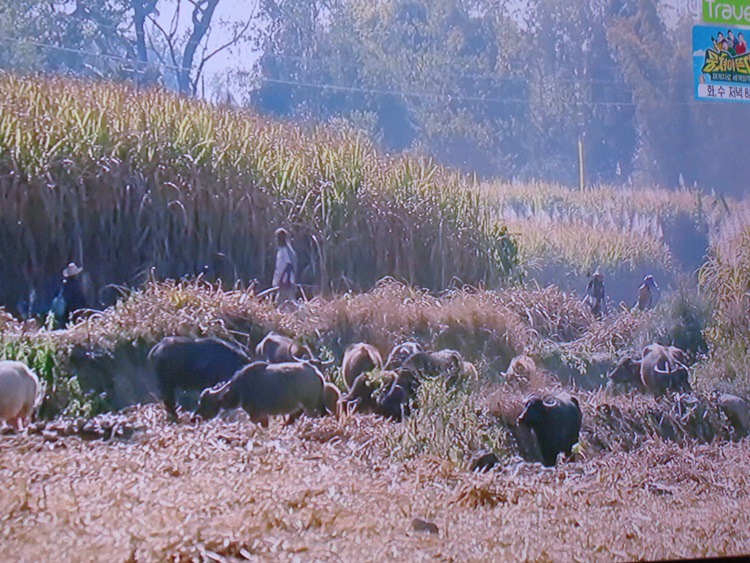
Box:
[2, 404, 749, 561]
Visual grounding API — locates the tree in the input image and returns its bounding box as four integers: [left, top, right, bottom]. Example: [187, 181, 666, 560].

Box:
[518, 0, 639, 185]
[251, 0, 525, 175]
[0, 0, 260, 96]
[608, 0, 750, 192]
[0, 0, 132, 77]
[148, 0, 260, 95]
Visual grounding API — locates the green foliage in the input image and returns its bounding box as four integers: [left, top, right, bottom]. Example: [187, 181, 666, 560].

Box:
[655, 283, 710, 356]
[386, 378, 509, 464]
[0, 335, 106, 418]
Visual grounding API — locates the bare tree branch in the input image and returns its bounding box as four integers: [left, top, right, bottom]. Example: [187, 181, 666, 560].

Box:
[143, 0, 260, 97]
[201, 13, 255, 65]
[148, 13, 182, 70]
[178, 0, 220, 94]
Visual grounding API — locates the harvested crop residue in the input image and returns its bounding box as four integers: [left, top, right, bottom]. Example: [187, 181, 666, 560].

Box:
[1, 405, 749, 561]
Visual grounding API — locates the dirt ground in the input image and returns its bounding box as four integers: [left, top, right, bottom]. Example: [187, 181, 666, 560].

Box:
[2, 406, 750, 562]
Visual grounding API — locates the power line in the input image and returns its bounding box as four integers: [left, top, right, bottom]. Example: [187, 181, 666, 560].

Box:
[0, 35, 191, 73]
[0, 34, 707, 108]
[267, 52, 635, 87]
[258, 77, 703, 108]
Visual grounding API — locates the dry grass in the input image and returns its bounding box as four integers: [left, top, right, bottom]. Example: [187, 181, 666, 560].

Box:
[0, 271, 747, 560]
[8, 278, 547, 357]
[480, 180, 723, 277]
[483, 180, 706, 218]
[503, 217, 674, 274]
[698, 202, 750, 391]
[1, 404, 749, 561]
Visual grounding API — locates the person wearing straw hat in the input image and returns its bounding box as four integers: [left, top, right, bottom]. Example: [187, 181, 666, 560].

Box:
[635, 274, 659, 311]
[583, 268, 607, 317]
[272, 228, 298, 307]
[53, 262, 94, 326]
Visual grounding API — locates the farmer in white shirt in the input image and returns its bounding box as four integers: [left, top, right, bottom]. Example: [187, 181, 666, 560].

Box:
[273, 227, 298, 306]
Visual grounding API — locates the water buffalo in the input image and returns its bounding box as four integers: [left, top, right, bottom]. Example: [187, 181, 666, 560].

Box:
[0, 360, 41, 431]
[323, 382, 341, 416]
[384, 341, 422, 370]
[375, 368, 420, 421]
[502, 355, 537, 385]
[640, 344, 692, 395]
[378, 382, 410, 421]
[195, 360, 326, 426]
[718, 393, 750, 433]
[517, 393, 582, 467]
[342, 342, 383, 390]
[405, 349, 460, 374]
[342, 368, 417, 421]
[342, 372, 379, 414]
[148, 336, 250, 419]
[255, 331, 323, 364]
[286, 381, 341, 424]
[405, 349, 469, 382]
[607, 357, 645, 392]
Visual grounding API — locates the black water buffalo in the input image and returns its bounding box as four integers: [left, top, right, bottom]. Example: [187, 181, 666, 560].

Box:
[386, 345, 476, 385]
[195, 360, 326, 426]
[378, 366, 422, 421]
[378, 382, 410, 422]
[323, 382, 342, 416]
[403, 348, 477, 385]
[343, 367, 419, 422]
[342, 372, 378, 415]
[287, 381, 342, 425]
[405, 349, 461, 374]
[342, 342, 383, 389]
[148, 336, 250, 419]
[607, 357, 645, 392]
[718, 393, 750, 433]
[517, 393, 582, 467]
[640, 344, 691, 395]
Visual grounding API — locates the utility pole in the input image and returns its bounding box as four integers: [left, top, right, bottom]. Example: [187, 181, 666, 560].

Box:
[578, 136, 585, 191]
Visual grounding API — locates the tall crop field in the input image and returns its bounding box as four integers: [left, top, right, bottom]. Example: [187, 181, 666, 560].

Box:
[0, 74, 516, 314]
[480, 179, 725, 305]
[698, 202, 750, 389]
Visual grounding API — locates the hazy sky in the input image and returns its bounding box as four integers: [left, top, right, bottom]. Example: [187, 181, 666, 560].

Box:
[154, 0, 701, 100]
[153, 0, 263, 98]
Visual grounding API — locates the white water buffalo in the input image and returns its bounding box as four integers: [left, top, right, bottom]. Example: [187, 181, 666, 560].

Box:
[0, 360, 42, 431]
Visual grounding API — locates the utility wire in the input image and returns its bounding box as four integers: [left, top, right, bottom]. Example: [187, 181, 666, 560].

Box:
[0, 35, 707, 108]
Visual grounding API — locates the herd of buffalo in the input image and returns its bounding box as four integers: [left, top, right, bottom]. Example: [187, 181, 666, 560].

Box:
[1, 326, 745, 469]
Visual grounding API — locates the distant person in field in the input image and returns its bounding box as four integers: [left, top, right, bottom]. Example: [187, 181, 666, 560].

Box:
[635, 274, 658, 311]
[273, 227, 298, 306]
[583, 269, 607, 318]
[51, 262, 94, 327]
[737, 33, 747, 55]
